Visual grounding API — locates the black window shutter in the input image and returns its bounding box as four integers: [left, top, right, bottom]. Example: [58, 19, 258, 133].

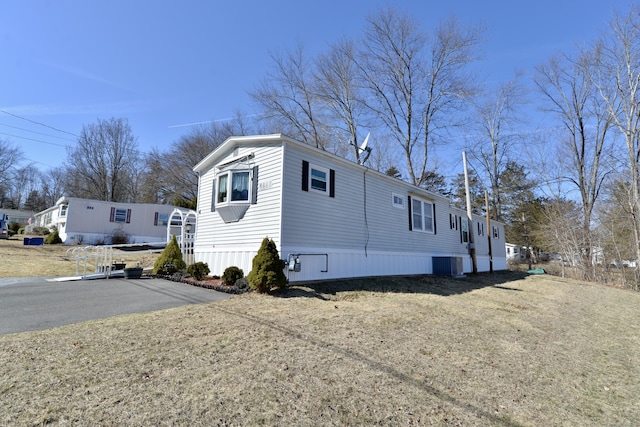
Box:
[302, 161, 309, 191]
[251, 166, 259, 204]
[432, 203, 436, 234]
[329, 169, 335, 198]
[154, 212, 158, 226]
[407, 196, 412, 230]
[126, 209, 132, 223]
[110, 207, 115, 222]
[211, 179, 216, 212]
[459, 216, 463, 243]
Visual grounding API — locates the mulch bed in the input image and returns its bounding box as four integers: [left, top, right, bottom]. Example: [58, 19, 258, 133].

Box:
[152, 273, 249, 294]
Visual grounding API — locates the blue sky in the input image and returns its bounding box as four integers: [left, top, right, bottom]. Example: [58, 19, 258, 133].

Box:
[0, 0, 633, 171]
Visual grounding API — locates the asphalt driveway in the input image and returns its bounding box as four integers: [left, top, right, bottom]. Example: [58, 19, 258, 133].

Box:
[0, 277, 232, 334]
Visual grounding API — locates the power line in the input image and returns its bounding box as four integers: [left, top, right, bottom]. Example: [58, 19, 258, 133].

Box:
[0, 122, 76, 142]
[0, 109, 79, 137]
[0, 132, 70, 149]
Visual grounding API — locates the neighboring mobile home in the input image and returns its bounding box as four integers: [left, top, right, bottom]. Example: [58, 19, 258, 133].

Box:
[34, 196, 182, 245]
[193, 134, 506, 282]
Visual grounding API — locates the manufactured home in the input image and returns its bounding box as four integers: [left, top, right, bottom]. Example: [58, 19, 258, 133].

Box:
[193, 134, 506, 282]
[33, 196, 184, 245]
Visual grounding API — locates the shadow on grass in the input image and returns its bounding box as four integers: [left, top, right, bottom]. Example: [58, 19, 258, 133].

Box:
[273, 270, 530, 299]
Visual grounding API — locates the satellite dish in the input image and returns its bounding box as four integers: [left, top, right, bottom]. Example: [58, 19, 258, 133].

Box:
[359, 132, 370, 152]
[358, 132, 372, 165]
[350, 132, 373, 165]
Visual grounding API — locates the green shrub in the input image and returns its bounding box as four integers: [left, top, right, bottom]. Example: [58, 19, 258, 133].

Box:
[235, 277, 249, 291]
[153, 235, 186, 275]
[222, 266, 244, 286]
[187, 262, 210, 281]
[247, 237, 287, 293]
[44, 230, 63, 244]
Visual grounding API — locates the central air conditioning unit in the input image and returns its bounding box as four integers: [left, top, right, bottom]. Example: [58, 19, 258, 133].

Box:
[432, 256, 464, 277]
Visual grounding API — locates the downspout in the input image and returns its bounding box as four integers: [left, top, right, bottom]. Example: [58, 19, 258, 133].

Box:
[363, 167, 369, 257]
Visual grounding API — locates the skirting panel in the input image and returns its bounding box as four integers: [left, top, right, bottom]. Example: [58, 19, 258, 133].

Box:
[195, 246, 485, 282]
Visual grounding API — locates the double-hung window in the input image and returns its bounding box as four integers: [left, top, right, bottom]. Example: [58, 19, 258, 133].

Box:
[110, 207, 131, 223]
[411, 198, 434, 233]
[302, 160, 335, 197]
[310, 167, 328, 192]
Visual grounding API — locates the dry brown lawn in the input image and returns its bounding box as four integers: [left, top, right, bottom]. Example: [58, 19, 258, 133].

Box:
[1, 239, 639, 426]
[0, 237, 158, 278]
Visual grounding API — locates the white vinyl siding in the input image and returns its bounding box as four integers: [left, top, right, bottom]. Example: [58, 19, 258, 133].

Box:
[192, 134, 508, 278]
[281, 144, 459, 254]
[39, 197, 180, 244]
[195, 144, 283, 252]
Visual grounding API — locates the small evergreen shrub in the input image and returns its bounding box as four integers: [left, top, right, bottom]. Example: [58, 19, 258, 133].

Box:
[153, 235, 186, 275]
[247, 237, 287, 293]
[44, 230, 63, 244]
[10, 222, 22, 234]
[235, 277, 249, 291]
[187, 262, 210, 281]
[222, 266, 244, 286]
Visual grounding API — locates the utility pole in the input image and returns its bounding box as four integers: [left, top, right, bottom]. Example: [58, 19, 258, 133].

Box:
[522, 213, 532, 270]
[463, 151, 477, 273]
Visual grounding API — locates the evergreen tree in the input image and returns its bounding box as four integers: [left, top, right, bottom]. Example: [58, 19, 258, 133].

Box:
[247, 237, 287, 293]
[153, 235, 186, 275]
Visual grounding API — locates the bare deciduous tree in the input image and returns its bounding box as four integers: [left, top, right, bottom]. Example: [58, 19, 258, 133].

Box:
[0, 139, 22, 208]
[250, 44, 329, 149]
[359, 10, 482, 186]
[159, 122, 241, 206]
[592, 5, 640, 266]
[42, 167, 66, 207]
[66, 117, 139, 202]
[471, 73, 526, 221]
[314, 39, 369, 162]
[535, 50, 613, 275]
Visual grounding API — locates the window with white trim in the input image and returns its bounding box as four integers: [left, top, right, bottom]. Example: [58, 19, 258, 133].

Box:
[392, 193, 404, 209]
[60, 204, 68, 217]
[461, 218, 469, 243]
[114, 209, 127, 223]
[110, 207, 131, 223]
[217, 170, 251, 204]
[310, 165, 329, 193]
[302, 160, 335, 197]
[411, 198, 434, 233]
[450, 214, 459, 230]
